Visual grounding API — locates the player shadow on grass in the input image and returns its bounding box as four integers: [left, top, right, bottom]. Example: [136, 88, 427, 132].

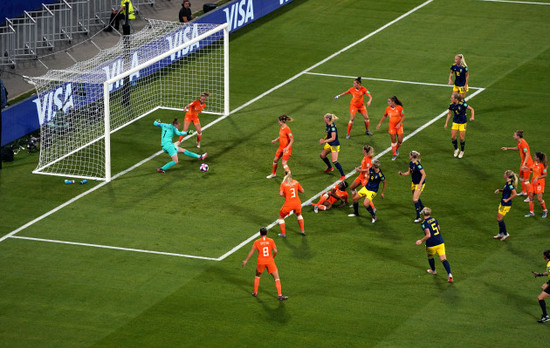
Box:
[478, 279, 534, 318]
[279, 233, 314, 260]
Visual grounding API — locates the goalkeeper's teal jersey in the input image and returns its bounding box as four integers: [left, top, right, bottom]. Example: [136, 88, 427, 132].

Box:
[154, 121, 185, 146]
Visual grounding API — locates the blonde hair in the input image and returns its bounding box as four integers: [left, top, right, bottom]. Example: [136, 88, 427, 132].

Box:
[421, 207, 432, 216]
[282, 171, 293, 184]
[372, 159, 381, 168]
[363, 145, 375, 158]
[410, 150, 421, 160]
[200, 92, 211, 97]
[456, 54, 467, 66]
[504, 170, 518, 187]
[324, 113, 339, 122]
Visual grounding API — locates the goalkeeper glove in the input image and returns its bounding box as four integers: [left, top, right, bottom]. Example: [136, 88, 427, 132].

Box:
[155, 119, 161, 123]
[186, 129, 194, 135]
[334, 95, 339, 100]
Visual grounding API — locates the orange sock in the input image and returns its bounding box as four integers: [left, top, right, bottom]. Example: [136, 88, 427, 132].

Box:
[347, 122, 353, 135]
[272, 163, 278, 175]
[275, 279, 282, 296]
[521, 182, 527, 194]
[541, 200, 547, 210]
[254, 276, 260, 294]
[279, 221, 286, 235]
[197, 133, 202, 143]
[319, 205, 327, 211]
[178, 134, 185, 142]
[392, 143, 397, 156]
[365, 120, 370, 130]
[529, 200, 535, 212]
[297, 217, 305, 232]
[525, 182, 531, 193]
[370, 201, 376, 210]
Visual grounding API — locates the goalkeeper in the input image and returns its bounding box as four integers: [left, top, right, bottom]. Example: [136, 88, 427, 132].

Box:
[154, 118, 207, 173]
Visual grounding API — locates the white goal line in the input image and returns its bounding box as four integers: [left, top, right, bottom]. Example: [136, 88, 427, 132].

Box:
[3, 0, 438, 260]
[304, 72, 484, 90]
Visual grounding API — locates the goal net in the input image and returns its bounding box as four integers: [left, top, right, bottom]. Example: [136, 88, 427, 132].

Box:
[30, 20, 229, 181]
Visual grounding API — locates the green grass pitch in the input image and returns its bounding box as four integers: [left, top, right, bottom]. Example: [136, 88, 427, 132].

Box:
[1, 0, 550, 346]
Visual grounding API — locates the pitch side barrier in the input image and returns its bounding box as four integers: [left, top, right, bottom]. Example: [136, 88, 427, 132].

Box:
[1, 0, 294, 147]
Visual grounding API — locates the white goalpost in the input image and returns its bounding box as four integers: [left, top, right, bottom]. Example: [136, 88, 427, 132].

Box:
[30, 20, 229, 182]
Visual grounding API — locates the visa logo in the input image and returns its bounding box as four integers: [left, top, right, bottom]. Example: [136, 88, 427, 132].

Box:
[223, 0, 254, 32]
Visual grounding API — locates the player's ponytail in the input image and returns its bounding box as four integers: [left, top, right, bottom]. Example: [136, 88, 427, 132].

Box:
[282, 171, 292, 184]
[172, 118, 179, 125]
[544, 249, 550, 260]
[514, 130, 524, 139]
[535, 152, 548, 167]
[410, 150, 421, 161]
[390, 96, 403, 107]
[372, 159, 381, 168]
[200, 92, 211, 98]
[453, 94, 463, 102]
[279, 114, 293, 123]
[504, 170, 518, 187]
[363, 145, 375, 158]
[259, 227, 268, 236]
[324, 113, 339, 122]
[355, 77, 362, 84]
[456, 54, 467, 67]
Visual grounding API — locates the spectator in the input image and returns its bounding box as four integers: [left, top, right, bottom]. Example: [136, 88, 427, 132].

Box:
[179, 1, 193, 23]
[0, 79, 7, 109]
[104, 0, 136, 32]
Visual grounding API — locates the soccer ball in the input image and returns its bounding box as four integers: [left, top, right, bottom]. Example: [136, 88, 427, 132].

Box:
[200, 163, 209, 172]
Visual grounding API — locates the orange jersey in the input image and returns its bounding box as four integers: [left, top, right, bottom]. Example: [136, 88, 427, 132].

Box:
[346, 86, 370, 107]
[518, 139, 533, 168]
[330, 184, 348, 203]
[253, 236, 277, 263]
[278, 125, 293, 149]
[385, 105, 404, 128]
[185, 100, 206, 118]
[358, 156, 373, 181]
[281, 180, 303, 205]
[532, 162, 547, 186]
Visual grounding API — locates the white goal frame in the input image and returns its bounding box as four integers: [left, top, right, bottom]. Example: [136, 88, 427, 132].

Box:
[32, 22, 229, 182]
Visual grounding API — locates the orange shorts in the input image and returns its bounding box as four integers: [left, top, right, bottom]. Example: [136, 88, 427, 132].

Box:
[184, 113, 200, 124]
[530, 182, 545, 194]
[350, 104, 367, 115]
[519, 167, 532, 180]
[353, 176, 368, 187]
[388, 123, 403, 135]
[275, 147, 292, 161]
[257, 260, 277, 274]
[280, 202, 302, 218]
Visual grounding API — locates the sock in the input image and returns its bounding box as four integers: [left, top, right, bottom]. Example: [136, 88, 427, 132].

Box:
[279, 221, 286, 235]
[322, 157, 332, 168]
[540, 299, 548, 317]
[428, 258, 435, 271]
[333, 161, 345, 177]
[318, 194, 328, 206]
[524, 181, 531, 194]
[529, 200, 535, 213]
[541, 200, 547, 211]
[275, 279, 282, 296]
[183, 149, 200, 159]
[197, 133, 202, 143]
[347, 121, 353, 135]
[460, 141, 465, 151]
[319, 205, 327, 211]
[391, 143, 397, 155]
[418, 199, 424, 210]
[370, 201, 376, 210]
[366, 206, 375, 217]
[353, 202, 359, 216]
[297, 216, 305, 232]
[254, 276, 260, 294]
[364, 119, 370, 130]
[442, 260, 452, 275]
[452, 139, 458, 150]
[178, 134, 185, 142]
[161, 161, 176, 171]
[272, 163, 278, 175]
[414, 201, 421, 218]
[498, 220, 507, 234]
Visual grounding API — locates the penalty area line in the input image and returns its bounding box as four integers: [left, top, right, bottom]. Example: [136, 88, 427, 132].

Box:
[304, 72, 484, 90]
[478, 0, 550, 5]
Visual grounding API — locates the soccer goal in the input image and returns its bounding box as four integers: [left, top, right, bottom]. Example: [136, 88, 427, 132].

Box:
[30, 20, 229, 181]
